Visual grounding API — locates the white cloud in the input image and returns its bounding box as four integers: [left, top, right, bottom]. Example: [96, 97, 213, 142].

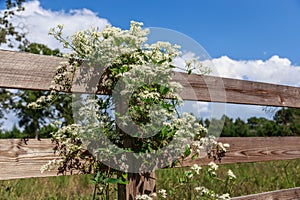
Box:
[9, 0, 109, 50]
[181, 101, 210, 116]
[204, 55, 300, 86]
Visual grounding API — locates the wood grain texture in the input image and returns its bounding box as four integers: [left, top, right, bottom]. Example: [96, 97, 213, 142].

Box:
[0, 139, 58, 180]
[1, 137, 300, 180]
[182, 137, 300, 167]
[172, 73, 300, 108]
[232, 187, 300, 200]
[0, 50, 61, 91]
[1, 50, 300, 107]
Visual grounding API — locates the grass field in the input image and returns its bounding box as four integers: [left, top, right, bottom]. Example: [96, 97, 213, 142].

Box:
[1, 158, 300, 199]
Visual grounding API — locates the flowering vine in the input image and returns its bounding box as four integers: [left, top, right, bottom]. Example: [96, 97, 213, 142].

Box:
[31, 21, 233, 199]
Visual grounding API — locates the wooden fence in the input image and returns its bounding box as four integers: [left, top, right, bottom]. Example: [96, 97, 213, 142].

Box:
[1, 49, 300, 199]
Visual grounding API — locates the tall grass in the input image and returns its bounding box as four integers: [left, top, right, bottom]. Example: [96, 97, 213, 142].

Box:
[1, 159, 300, 199]
[156, 159, 300, 199]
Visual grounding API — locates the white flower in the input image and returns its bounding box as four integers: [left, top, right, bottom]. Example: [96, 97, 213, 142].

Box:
[217, 193, 231, 200]
[185, 170, 194, 179]
[136, 194, 152, 200]
[194, 186, 209, 195]
[208, 162, 219, 171]
[158, 189, 167, 198]
[150, 193, 157, 197]
[223, 143, 230, 148]
[191, 164, 202, 175]
[27, 102, 38, 109]
[227, 169, 236, 180]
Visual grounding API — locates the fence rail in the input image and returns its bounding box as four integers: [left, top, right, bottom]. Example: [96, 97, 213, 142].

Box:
[1, 49, 300, 108]
[232, 187, 300, 200]
[1, 49, 300, 199]
[1, 137, 300, 180]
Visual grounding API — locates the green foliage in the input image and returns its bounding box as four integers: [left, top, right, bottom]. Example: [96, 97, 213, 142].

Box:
[0, 0, 28, 48]
[0, 123, 26, 138]
[198, 107, 300, 137]
[11, 90, 52, 138]
[20, 42, 62, 56]
[0, 88, 11, 120]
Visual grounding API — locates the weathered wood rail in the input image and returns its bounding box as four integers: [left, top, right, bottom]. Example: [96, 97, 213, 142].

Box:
[231, 187, 300, 200]
[1, 50, 300, 108]
[1, 49, 300, 199]
[1, 137, 300, 180]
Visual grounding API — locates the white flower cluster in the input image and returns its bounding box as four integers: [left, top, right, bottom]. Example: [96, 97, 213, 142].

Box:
[191, 163, 202, 175]
[190, 135, 231, 163]
[135, 189, 167, 200]
[208, 161, 219, 176]
[195, 186, 230, 200]
[40, 159, 63, 173]
[136, 194, 153, 200]
[158, 189, 168, 199]
[208, 161, 219, 171]
[175, 162, 236, 200]
[28, 60, 77, 109]
[227, 169, 236, 180]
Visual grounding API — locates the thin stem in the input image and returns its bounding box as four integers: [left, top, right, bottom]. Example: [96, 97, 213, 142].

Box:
[93, 182, 97, 200]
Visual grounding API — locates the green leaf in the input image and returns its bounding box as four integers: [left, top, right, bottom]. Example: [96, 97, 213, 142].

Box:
[179, 177, 186, 183]
[191, 153, 198, 160]
[160, 85, 170, 95]
[122, 173, 128, 179]
[118, 177, 129, 185]
[143, 54, 149, 62]
[106, 178, 120, 184]
[150, 57, 157, 64]
[157, 59, 167, 65]
[184, 146, 191, 157]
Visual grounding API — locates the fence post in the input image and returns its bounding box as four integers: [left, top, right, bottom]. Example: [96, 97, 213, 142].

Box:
[118, 172, 156, 200]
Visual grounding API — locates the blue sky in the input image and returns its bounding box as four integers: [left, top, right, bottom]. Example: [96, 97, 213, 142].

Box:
[36, 0, 300, 64]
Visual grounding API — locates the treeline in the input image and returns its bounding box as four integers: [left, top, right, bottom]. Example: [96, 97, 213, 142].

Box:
[1, 106, 300, 138]
[199, 107, 300, 137]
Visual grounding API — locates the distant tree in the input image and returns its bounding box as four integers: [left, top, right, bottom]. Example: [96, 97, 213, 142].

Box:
[11, 90, 52, 138]
[220, 115, 236, 137]
[0, 123, 24, 138]
[20, 42, 61, 56]
[0, 0, 28, 48]
[274, 108, 300, 136]
[247, 117, 279, 136]
[233, 118, 249, 137]
[0, 88, 11, 120]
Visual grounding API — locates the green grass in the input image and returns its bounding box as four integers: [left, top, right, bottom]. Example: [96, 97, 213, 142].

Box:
[156, 159, 300, 199]
[1, 159, 300, 199]
[0, 175, 94, 200]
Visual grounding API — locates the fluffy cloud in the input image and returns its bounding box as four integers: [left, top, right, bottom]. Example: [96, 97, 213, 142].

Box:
[9, 0, 109, 50]
[205, 55, 300, 86]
